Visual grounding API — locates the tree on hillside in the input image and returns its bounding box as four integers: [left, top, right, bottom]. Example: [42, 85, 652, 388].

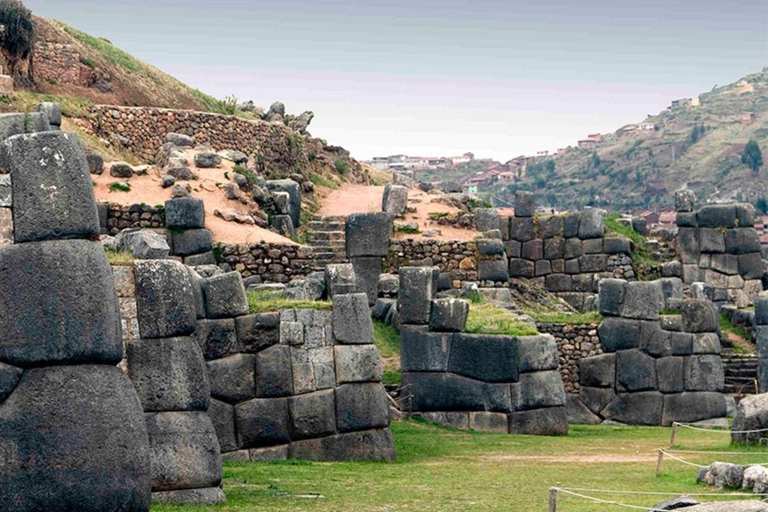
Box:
[742, 139, 764, 173]
[0, 0, 34, 73]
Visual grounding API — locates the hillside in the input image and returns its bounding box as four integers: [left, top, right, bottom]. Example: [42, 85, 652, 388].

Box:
[487, 69, 768, 211]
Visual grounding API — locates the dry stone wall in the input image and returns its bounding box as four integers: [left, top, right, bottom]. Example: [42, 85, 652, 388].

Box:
[0, 129, 152, 511]
[574, 278, 727, 426]
[506, 192, 634, 310]
[674, 194, 764, 308]
[104, 202, 165, 235]
[220, 242, 316, 282]
[398, 266, 569, 435]
[385, 239, 478, 288]
[537, 323, 602, 394]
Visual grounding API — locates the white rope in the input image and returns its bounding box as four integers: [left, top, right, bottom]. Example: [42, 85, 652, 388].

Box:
[659, 449, 768, 468]
[554, 488, 729, 512]
[674, 422, 768, 434]
[667, 449, 768, 456]
[658, 449, 709, 468]
[558, 487, 768, 497]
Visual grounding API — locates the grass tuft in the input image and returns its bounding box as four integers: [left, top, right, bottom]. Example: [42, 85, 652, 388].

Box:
[108, 181, 131, 192]
[247, 291, 332, 315]
[465, 300, 539, 336]
[530, 310, 603, 325]
[373, 321, 401, 385]
[105, 250, 133, 266]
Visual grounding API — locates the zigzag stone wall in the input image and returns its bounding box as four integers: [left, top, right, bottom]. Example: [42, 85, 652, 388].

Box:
[0, 130, 152, 510]
[574, 278, 727, 426]
[398, 266, 569, 435]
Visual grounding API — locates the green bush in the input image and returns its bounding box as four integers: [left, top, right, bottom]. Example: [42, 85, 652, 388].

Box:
[108, 181, 131, 192]
[0, 0, 34, 60]
[334, 157, 350, 175]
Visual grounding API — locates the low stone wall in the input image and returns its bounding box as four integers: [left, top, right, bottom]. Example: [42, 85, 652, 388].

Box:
[220, 243, 315, 282]
[385, 239, 478, 288]
[572, 278, 727, 426]
[537, 323, 602, 394]
[104, 202, 165, 235]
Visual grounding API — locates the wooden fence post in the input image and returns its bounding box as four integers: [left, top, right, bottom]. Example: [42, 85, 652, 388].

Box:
[548, 488, 558, 512]
[655, 449, 664, 477]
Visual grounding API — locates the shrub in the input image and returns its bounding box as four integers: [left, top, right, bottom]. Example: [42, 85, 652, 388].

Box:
[0, 0, 34, 61]
[108, 181, 131, 192]
[334, 157, 350, 175]
[742, 139, 763, 173]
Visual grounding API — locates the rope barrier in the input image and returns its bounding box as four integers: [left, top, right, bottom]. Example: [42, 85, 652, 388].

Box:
[656, 448, 768, 476]
[657, 449, 709, 469]
[673, 422, 768, 434]
[557, 487, 768, 497]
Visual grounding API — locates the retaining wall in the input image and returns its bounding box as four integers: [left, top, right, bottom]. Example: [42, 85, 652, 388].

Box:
[537, 322, 602, 394]
[220, 242, 316, 282]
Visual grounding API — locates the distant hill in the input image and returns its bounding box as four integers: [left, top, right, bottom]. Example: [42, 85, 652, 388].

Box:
[487, 69, 768, 212]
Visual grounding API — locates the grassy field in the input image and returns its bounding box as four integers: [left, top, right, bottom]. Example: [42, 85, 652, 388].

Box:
[154, 420, 768, 512]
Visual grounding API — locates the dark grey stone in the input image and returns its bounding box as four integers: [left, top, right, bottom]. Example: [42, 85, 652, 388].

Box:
[400, 326, 452, 372]
[429, 298, 469, 332]
[475, 208, 501, 232]
[736, 203, 756, 227]
[166, 133, 195, 147]
[345, 212, 393, 258]
[185, 252, 216, 266]
[656, 357, 685, 393]
[194, 152, 222, 168]
[578, 209, 604, 239]
[152, 488, 225, 506]
[739, 252, 764, 280]
[207, 354, 256, 403]
[437, 272, 453, 291]
[235, 313, 279, 353]
[621, 281, 664, 320]
[579, 254, 607, 273]
[2, 132, 100, 242]
[514, 191, 535, 217]
[670, 332, 694, 355]
[398, 267, 439, 325]
[165, 198, 205, 229]
[521, 239, 543, 260]
[583, 238, 603, 254]
[564, 238, 583, 259]
[756, 298, 768, 326]
[334, 345, 383, 384]
[676, 211, 697, 227]
[545, 273, 571, 292]
[87, 154, 104, 175]
[677, 228, 701, 264]
[598, 317, 640, 352]
[509, 217, 535, 242]
[662, 261, 683, 278]
[517, 371, 566, 410]
[509, 258, 535, 278]
[448, 333, 518, 382]
[350, 256, 382, 305]
[517, 335, 558, 373]
[289, 389, 337, 439]
[37, 102, 61, 127]
[166, 167, 196, 181]
[115, 228, 170, 260]
[732, 394, 768, 445]
[194, 319, 240, 360]
[235, 397, 290, 448]
[700, 228, 726, 253]
[207, 398, 237, 453]
[0, 240, 122, 367]
[598, 279, 626, 316]
[602, 391, 664, 425]
[603, 237, 631, 255]
[508, 407, 568, 436]
[681, 300, 718, 333]
[580, 354, 616, 388]
[478, 259, 510, 282]
[538, 215, 563, 239]
[288, 428, 396, 462]
[187, 268, 207, 319]
[272, 215, 295, 238]
[382, 183, 408, 216]
[0, 366, 151, 511]
[145, 411, 221, 492]
[639, 321, 672, 358]
[170, 229, 213, 257]
[563, 213, 580, 238]
[126, 337, 210, 412]
[110, 162, 133, 178]
[697, 205, 736, 228]
[0, 362, 22, 404]
[203, 271, 248, 318]
[580, 386, 616, 415]
[265, 179, 301, 228]
[725, 228, 761, 255]
[333, 293, 375, 344]
[693, 333, 721, 355]
[661, 392, 726, 427]
[255, 345, 294, 397]
[544, 237, 565, 259]
[617, 349, 657, 392]
[564, 258, 580, 274]
[477, 238, 505, 256]
[649, 496, 700, 511]
[372, 298, 394, 322]
[632, 217, 648, 236]
[685, 355, 724, 392]
[335, 383, 390, 432]
[566, 394, 602, 425]
[135, 260, 197, 340]
[325, 263, 359, 299]
[403, 372, 496, 412]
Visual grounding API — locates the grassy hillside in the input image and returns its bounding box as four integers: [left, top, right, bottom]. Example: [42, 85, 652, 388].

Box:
[489, 69, 768, 211]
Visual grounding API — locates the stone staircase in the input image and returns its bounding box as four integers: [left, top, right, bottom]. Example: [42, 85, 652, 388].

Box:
[722, 351, 759, 397]
[307, 216, 348, 269]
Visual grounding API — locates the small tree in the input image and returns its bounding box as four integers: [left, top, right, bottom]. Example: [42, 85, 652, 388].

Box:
[742, 139, 764, 173]
[0, 0, 34, 61]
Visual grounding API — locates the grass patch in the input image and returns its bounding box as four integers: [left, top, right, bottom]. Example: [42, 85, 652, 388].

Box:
[604, 213, 656, 270]
[108, 181, 131, 192]
[428, 212, 450, 221]
[396, 226, 421, 235]
[105, 250, 133, 266]
[247, 291, 332, 315]
[152, 420, 768, 512]
[309, 172, 339, 189]
[530, 310, 603, 325]
[465, 301, 539, 336]
[373, 321, 401, 386]
[333, 157, 350, 175]
[720, 313, 754, 354]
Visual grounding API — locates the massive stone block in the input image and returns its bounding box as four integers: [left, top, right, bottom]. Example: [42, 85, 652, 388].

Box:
[579, 386, 616, 415]
[429, 298, 469, 332]
[602, 392, 664, 425]
[616, 349, 657, 392]
[335, 383, 391, 432]
[578, 209, 604, 239]
[475, 208, 501, 232]
[509, 217, 535, 242]
[134, 260, 197, 340]
[403, 372, 501, 412]
[170, 229, 213, 257]
[334, 345, 383, 384]
[598, 317, 640, 352]
[203, 271, 248, 318]
[661, 392, 726, 427]
[400, 327, 452, 372]
[517, 371, 566, 410]
[580, 354, 616, 388]
[732, 394, 768, 445]
[517, 335, 558, 373]
[514, 191, 535, 217]
[598, 278, 626, 316]
[194, 319, 240, 360]
[677, 228, 701, 264]
[165, 198, 205, 229]
[478, 259, 510, 282]
[382, 183, 407, 216]
[685, 355, 724, 392]
[0, 366, 151, 511]
[350, 256, 383, 305]
[1, 132, 100, 242]
[145, 411, 222, 492]
[235, 313, 279, 353]
[333, 293, 375, 344]
[126, 337, 210, 412]
[0, 240, 122, 367]
[235, 397, 290, 448]
[325, 263, 359, 299]
[207, 398, 238, 453]
[621, 281, 664, 320]
[345, 212, 393, 258]
[639, 321, 671, 358]
[725, 228, 761, 255]
[681, 300, 718, 333]
[739, 252, 765, 280]
[656, 357, 685, 393]
[289, 389, 337, 440]
[288, 428, 396, 462]
[699, 228, 726, 253]
[508, 407, 568, 436]
[448, 333, 518, 382]
[255, 345, 294, 397]
[697, 204, 736, 228]
[206, 354, 257, 403]
[509, 258, 534, 278]
[398, 266, 439, 325]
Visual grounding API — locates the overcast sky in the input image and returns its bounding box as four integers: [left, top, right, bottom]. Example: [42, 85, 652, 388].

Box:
[26, 0, 768, 161]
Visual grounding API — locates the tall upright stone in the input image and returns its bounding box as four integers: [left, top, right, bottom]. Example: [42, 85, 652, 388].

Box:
[0, 131, 152, 511]
[345, 212, 393, 305]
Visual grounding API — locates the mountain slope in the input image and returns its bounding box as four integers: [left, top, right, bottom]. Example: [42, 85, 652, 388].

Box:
[492, 69, 768, 211]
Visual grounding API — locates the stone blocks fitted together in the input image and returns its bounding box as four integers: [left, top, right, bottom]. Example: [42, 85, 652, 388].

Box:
[575, 278, 726, 426]
[0, 129, 152, 511]
[345, 212, 394, 305]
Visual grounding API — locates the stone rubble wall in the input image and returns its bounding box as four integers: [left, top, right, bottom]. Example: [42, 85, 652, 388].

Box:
[0, 129, 152, 510]
[398, 266, 569, 436]
[574, 278, 727, 426]
[536, 323, 602, 394]
[220, 242, 316, 283]
[104, 202, 165, 235]
[674, 197, 764, 307]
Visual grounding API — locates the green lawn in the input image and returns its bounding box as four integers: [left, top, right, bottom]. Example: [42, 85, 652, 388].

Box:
[154, 420, 768, 512]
